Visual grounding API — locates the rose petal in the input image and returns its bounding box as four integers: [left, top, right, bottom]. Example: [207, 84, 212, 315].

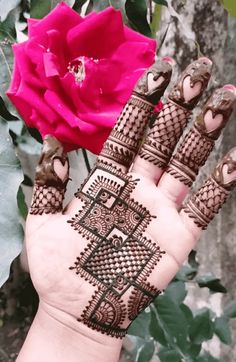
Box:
[43, 52, 61, 77]
[124, 26, 156, 51]
[44, 90, 79, 127]
[28, 2, 83, 41]
[67, 7, 125, 59]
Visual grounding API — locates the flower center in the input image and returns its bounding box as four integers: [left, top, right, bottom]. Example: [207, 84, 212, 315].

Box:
[68, 58, 86, 83]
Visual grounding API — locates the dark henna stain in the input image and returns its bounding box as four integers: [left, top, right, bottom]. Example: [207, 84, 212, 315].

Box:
[195, 87, 236, 139]
[68, 161, 164, 338]
[183, 148, 236, 229]
[167, 87, 236, 186]
[30, 135, 69, 215]
[99, 60, 172, 169]
[133, 60, 172, 104]
[168, 58, 212, 110]
[139, 102, 191, 168]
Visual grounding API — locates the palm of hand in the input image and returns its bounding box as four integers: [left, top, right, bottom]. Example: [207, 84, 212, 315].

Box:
[25, 57, 236, 339]
[26, 163, 193, 338]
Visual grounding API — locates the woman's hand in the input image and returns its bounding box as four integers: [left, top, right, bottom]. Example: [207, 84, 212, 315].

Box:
[20, 57, 236, 362]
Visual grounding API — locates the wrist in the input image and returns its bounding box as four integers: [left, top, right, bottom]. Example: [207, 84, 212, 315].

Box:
[17, 301, 123, 362]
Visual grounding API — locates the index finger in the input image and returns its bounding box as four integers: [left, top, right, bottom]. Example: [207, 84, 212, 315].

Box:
[97, 59, 173, 172]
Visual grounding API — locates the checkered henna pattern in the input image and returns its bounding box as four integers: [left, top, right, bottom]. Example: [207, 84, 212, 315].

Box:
[99, 60, 172, 169]
[183, 148, 236, 229]
[138, 59, 212, 169]
[68, 161, 164, 337]
[30, 136, 69, 215]
[167, 87, 236, 186]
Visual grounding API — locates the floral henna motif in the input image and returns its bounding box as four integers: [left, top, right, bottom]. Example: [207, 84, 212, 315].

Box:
[99, 60, 172, 168]
[138, 59, 212, 169]
[69, 161, 165, 337]
[167, 87, 236, 186]
[30, 136, 69, 215]
[183, 148, 236, 229]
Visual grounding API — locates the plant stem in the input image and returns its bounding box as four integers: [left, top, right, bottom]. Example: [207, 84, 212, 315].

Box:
[82, 148, 91, 173]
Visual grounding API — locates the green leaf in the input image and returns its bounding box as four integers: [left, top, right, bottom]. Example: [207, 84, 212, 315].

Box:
[23, 174, 33, 187]
[17, 186, 28, 220]
[92, 0, 127, 22]
[214, 316, 232, 345]
[0, 22, 16, 116]
[125, 0, 152, 37]
[196, 352, 222, 362]
[30, 0, 69, 18]
[180, 303, 194, 324]
[149, 308, 167, 346]
[72, 0, 89, 13]
[0, 96, 18, 121]
[196, 274, 227, 293]
[27, 127, 43, 144]
[0, 118, 23, 287]
[223, 0, 236, 19]
[0, 6, 18, 40]
[175, 265, 197, 281]
[136, 340, 155, 362]
[186, 343, 201, 359]
[30, 0, 52, 18]
[150, 3, 162, 37]
[164, 281, 187, 305]
[189, 308, 214, 344]
[0, 0, 21, 22]
[154, 294, 188, 350]
[188, 250, 199, 269]
[158, 348, 182, 362]
[153, 0, 168, 6]
[17, 126, 42, 155]
[224, 301, 236, 318]
[92, 0, 110, 12]
[128, 309, 151, 339]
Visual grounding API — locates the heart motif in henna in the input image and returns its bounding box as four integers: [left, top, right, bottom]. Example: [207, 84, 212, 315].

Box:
[222, 163, 236, 184]
[147, 73, 165, 92]
[53, 158, 69, 182]
[183, 75, 202, 102]
[203, 110, 224, 132]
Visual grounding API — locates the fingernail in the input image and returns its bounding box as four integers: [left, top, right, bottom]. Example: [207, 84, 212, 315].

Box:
[223, 84, 236, 95]
[198, 57, 213, 66]
[161, 56, 176, 66]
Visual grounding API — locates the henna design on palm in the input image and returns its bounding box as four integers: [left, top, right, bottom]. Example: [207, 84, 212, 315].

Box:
[27, 58, 236, 345]
[68, 161, 164, 337]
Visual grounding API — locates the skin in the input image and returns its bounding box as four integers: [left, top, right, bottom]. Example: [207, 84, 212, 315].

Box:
[17, 58, 236, 362]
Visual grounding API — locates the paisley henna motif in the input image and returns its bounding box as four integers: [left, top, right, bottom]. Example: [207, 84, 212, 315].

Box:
[183, 148, 236, 229]
[69, 161, 165, 337]
[167, 87, 236, 186]
[30, 136, 69, 215]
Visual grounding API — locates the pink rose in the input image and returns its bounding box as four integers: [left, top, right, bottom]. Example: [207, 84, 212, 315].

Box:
[7, 2, 156, 153]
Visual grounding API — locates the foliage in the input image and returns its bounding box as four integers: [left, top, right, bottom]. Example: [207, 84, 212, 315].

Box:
[127, 252, 235, 362]
[0, 0, 235, 361]
[222, 0, 236, 19]
[0, 117, 23, 286]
